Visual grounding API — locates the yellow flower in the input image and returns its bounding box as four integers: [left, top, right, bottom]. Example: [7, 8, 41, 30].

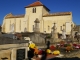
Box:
[47, 49, 51, 53]
[52, 50, 60, 55]
[29, 43, 36, 49]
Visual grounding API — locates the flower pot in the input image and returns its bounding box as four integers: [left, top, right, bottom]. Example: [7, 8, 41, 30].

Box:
[38, 55, 42, 58]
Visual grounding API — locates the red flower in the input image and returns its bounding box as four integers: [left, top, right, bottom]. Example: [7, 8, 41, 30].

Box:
[50, 45, 55, 50]
[38, 50, 43, 55]
[73, 44, 77, 46]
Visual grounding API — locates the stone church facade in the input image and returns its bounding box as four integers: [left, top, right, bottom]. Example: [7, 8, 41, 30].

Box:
[2, 1, 75, 35]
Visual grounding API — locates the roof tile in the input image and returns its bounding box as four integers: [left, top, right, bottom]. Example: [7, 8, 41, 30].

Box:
[25, 1, 43, 8]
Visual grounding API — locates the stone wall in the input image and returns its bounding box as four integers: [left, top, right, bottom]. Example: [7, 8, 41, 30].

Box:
[0, 43, 28, 60]
[30, 33, 45, 44]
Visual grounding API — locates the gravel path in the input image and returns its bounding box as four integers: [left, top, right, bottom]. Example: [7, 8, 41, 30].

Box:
[61, 49, 80, 58]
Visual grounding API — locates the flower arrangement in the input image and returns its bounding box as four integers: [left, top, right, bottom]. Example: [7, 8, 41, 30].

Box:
[29, 43, 36, 49]
[34, 47, 39, 54]
[60, 41, 65, 47]
[38, 50, 43, 55]
[46, 49, 51, 54]
[65, 46, 72, 52]
[50, 45, 55, 51]
[52, 50, 60, 55]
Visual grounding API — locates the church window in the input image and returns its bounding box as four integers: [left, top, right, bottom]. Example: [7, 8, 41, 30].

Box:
[33, 25, 34, 31]
[34, 8, 36, 13]
[32, 8, 36, 13]
[44, 31, 46, 34]
[20, 20, 21, 30]
[48, 26, 50, 31]
[60, 26, 62, 31]
[24, 28, 27, 32]
[10, 23, 14, 32]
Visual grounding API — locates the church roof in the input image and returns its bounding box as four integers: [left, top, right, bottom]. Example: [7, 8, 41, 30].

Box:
[5, 13, 24, 19]
[25, 1, 50, 11]
[43, 12, 72, 17]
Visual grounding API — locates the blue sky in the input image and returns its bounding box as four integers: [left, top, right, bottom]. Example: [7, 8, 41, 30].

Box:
[0, 0, 80, 25]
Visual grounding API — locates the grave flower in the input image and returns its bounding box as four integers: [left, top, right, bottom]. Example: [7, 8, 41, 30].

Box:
[29, 43, 36, 49]
[50, 45, 55, 51]
[46, 49, 51, 54]
[52, 50, 60, 55]
[38, 50, 43, 55]
[65, 46, 72, 52]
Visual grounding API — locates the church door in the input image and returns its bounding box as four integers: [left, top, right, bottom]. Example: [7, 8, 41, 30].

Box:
[16, 49, 25, 60]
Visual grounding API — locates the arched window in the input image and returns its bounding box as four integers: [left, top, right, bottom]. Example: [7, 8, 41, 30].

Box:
[33, 25, 34, 31]
[60, 26, 62, 31]
[33, 8, 34, 13]
[20, 20, 21, 30]
[34, 8, 36, 13]
[48, 26, 50, 31]
[32, 8, 36, 13]
[24, 28, 27, 32]
[10, 23, 14, 32]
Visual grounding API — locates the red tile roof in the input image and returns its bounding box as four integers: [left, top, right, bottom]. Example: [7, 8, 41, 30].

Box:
[25, 1, 50, 11]
[5, 13, 24, 19]
[25, 1, 43, 8]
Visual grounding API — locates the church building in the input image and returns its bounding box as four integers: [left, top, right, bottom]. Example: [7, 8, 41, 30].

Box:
[2, 0, 75, 35]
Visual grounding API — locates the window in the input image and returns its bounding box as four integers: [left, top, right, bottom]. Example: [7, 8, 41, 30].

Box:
[60, 26, 62, 31]
[34, 8, 36, 13]
[33, 25, 34, 31]
[24, 28, 27, 32]
[20, 20, 21, 30]
[48, 26, 50, 31]
[10, 23, 14, 32]
[32, 8, 36, 13]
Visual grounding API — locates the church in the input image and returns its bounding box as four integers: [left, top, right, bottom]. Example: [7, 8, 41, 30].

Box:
[2, 0, 75, 35]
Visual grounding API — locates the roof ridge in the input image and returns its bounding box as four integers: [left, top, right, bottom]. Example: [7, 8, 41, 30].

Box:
[25, 1, 43, 8]
[50, 12, 72, 14]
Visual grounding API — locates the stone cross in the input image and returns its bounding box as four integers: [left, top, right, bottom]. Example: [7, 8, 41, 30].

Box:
[71, 24, 74, 42]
